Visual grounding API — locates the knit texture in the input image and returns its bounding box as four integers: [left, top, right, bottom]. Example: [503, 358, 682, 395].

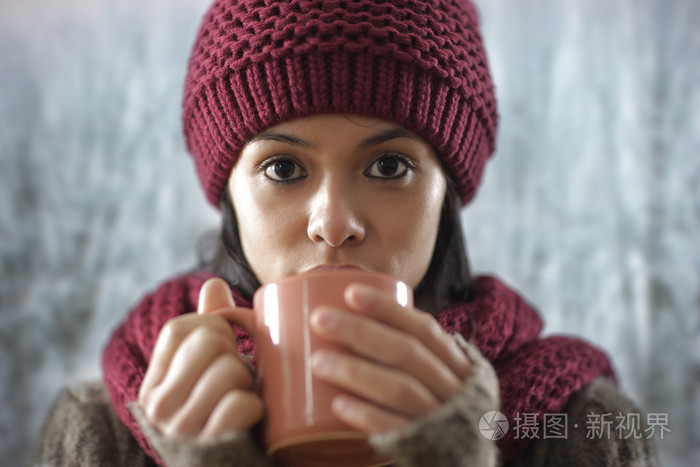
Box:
[435, 277, 618, 460]
[369, 334, 500, 466]
[102, 273, 615, 464]
[183, 0, 498, 207]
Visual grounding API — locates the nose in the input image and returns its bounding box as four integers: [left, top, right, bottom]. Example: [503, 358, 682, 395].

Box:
[307, 183, 365, 247]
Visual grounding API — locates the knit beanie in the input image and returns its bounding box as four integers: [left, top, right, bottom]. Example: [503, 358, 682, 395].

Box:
[183, 0, 498, 207]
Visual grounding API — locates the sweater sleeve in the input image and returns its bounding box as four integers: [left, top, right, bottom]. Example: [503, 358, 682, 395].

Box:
[129, 401, 273, 467]
[32, 381, 273, 467]
[366, 336, 659, 467]
[368, 334, 501, 467]
[506, 377, 659, 467]
[32, 381, 156, 467]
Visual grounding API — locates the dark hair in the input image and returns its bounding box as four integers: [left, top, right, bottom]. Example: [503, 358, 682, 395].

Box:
[199, 174, 472, 314]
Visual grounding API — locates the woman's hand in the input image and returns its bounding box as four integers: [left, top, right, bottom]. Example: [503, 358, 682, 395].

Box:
[309, 283, 471, 433]
[138, 278, 263, 441]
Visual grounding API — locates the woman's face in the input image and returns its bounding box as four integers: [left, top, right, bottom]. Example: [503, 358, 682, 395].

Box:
[228, 114, 447, 288]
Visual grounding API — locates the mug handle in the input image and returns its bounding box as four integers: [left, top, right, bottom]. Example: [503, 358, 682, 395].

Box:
[213, 307, 256, 336]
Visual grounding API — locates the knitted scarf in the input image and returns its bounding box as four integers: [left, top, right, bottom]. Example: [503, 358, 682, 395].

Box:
[102, 272, 615, 465]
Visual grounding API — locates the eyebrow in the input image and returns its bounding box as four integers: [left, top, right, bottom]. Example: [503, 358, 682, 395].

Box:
[246, 125, 418, 150]
[356, 127, 418, 150]
[246, 132, 315, 149]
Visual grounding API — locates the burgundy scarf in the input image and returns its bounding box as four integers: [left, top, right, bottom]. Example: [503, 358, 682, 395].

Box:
[103, 272, 615, 464]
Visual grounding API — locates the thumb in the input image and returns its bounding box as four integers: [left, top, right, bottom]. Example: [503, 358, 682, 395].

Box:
[198, 277, 236, 315]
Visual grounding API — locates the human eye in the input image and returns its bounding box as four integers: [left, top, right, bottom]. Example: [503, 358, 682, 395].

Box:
[365, 153, 415, 180]
[260, 156, 307, 182]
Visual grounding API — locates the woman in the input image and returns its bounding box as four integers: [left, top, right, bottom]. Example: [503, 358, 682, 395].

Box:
[34, 0, 658, 465]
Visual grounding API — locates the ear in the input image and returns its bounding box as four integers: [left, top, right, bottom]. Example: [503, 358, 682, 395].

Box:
[198, 277, 236, 315]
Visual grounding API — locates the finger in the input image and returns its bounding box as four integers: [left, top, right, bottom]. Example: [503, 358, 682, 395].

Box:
[311, 350, 439, 418]
[345, 284, 471, 379]
[198, 277, 236, 315]
[164, 353, 254, 439]
[199, 390, 264, 440]
[145, 326, 239, 423]
[332, 394, 410, 434]
[140, 314, 237, 402]
[311, 307, 462, 401]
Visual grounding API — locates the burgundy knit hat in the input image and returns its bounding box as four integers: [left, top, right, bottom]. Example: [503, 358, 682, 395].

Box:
[183, 0, 498, 207]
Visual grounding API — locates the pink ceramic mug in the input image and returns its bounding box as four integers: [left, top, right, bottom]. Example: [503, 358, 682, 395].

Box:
[217, 269, 413, 466]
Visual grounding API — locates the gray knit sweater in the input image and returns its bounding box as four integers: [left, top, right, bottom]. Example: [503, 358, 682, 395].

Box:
[32, 339, 657, 466]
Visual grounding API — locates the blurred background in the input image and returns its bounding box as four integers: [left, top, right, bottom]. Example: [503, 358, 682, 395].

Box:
[0, 0, 698, 465]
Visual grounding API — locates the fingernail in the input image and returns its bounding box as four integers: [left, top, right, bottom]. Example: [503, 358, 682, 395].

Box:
[346, 284, 374, 308]
[332, 395, 356, 418]
[311, 308, 340, 331]
[311, 352, 334, 375]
